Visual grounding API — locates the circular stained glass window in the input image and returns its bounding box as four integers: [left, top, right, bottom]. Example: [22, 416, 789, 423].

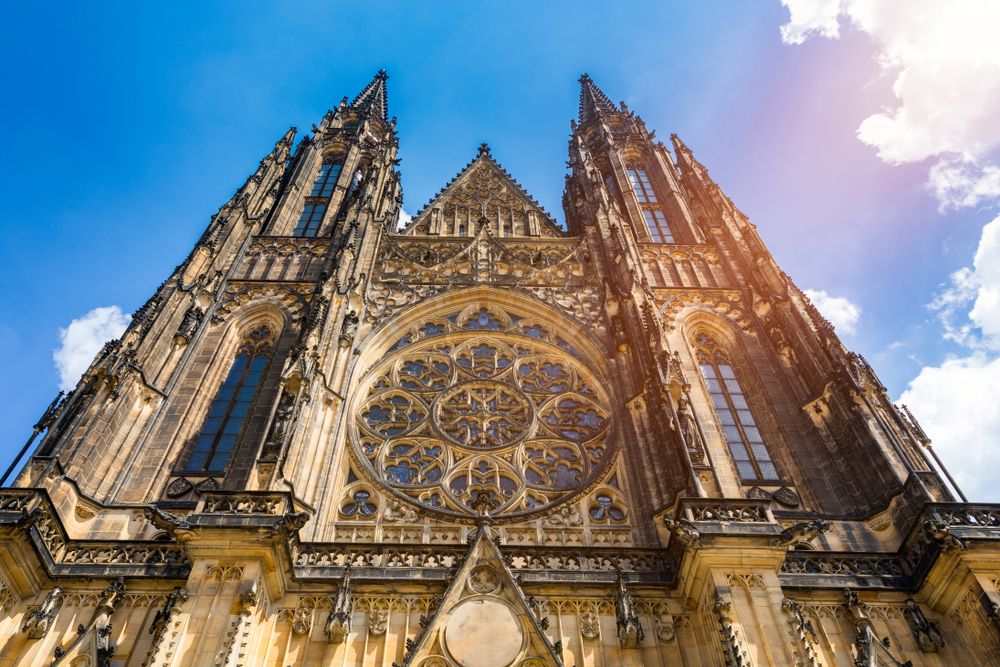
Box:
[351, 304, 613, 519]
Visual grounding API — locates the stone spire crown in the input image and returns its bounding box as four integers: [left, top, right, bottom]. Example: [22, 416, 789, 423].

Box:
[349, 69, 389, 122]
[578, 73, 618, 124]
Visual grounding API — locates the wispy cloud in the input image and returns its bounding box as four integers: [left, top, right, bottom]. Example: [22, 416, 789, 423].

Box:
[803, 288, 861, 335]
[53, 306, 130, 391]
[780, 0, 1000, 211]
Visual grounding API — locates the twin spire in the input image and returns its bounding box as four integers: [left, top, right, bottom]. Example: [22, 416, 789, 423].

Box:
[345, 69, 618, 126]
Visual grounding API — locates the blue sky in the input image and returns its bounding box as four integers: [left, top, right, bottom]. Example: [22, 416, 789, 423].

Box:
[1, 2, 998, 497]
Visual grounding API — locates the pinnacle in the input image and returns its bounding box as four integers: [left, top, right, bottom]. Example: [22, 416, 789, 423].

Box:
[349, 69, 390, 122]
[577, 72, 617, 124]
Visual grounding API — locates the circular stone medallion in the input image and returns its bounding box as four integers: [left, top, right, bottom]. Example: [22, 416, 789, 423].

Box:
[435, 380, 532, 449]
[445, 599, 522, 667]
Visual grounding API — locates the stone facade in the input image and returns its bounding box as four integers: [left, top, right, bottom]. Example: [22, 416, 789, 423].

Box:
[1, 70, 997, 666]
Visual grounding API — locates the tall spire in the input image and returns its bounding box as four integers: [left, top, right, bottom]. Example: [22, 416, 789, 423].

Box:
[350, 69, 389, 122]
[578, 73, 617, 124]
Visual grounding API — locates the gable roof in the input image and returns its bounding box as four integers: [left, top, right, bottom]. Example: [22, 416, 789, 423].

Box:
[400, 144, 564, 238]
[401, 524, 563, 666]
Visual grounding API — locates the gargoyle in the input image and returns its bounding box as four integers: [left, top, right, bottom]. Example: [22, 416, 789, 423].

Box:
[144, 505, 194, 541]
[924, 520, 965, 554]
[664, 516, 704, 549]
[266, 511, 310, 538]
[772, 519, 830, 548]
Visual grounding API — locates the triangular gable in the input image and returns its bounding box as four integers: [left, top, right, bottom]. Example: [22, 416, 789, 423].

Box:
[403, 524, 563, 667]
[402, 145, 564, 238]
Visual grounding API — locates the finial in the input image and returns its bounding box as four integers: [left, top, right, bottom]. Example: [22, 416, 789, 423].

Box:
[478, 143, 491, 157]
[376, 69, 389, 80]
[579, 73, 591, 83]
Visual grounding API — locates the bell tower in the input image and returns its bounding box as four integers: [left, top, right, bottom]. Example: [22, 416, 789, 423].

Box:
[16, 70, 402, 513]
[565, 73, 953, 518]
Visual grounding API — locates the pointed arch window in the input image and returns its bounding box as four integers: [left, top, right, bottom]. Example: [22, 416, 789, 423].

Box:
[642, 209, 675, 243]
[627, 165, 675, 243]
[294, 203, 326, 237]
[184, 325, 275, 473]
[695, 334, 778, 481]
[310, 160, 342, 198]
[627, 168, 657, 203]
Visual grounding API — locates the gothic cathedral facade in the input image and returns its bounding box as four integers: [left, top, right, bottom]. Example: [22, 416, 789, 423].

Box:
[1, 71, 998, 666]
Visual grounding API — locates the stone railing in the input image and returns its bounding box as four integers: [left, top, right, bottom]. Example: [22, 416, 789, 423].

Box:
[0, 489, 189, 578]
[780, 502, 1000, 590]
[677, 498, 774, 524]
[196, 491, 292, 516]
[292, 542, 674, 584]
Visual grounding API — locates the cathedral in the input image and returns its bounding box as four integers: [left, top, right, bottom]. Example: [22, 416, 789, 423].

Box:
[1, 70, 998, 666]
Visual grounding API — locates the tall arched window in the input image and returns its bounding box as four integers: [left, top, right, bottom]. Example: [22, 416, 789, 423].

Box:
[626, 164, 675, 243]
[695, 334, 778, 481]
[184, 325, 275, 473]
[293, 159, 343, 237]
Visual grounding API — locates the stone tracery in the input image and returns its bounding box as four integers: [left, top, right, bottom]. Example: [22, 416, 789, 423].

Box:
[352, 302, 613, 519]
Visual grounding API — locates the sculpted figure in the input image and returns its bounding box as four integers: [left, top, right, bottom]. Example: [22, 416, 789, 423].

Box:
[22, 586, 63, 639]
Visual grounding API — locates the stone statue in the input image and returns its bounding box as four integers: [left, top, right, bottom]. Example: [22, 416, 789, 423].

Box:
[263, 390, 296, 454]
[21, 586, 63, 639]
[615, 572, 644, 647]
[904, 599, 945, 652]
[326, 568, 352, 643]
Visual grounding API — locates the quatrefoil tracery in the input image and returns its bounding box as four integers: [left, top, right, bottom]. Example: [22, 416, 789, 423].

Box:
[352, 306, 613, 519]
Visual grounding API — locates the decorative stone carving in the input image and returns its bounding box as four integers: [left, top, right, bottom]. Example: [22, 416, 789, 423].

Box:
[262, 389, 295, 459]
[165, 477, 193, 498]
[663, 516, 703, 549]
[467, 564, 502, 595]
[21, 586, 63, 639]
[326, 568, 352, 643]
[545, 503, 583, 527]
[265, 511, 310, 539]
[924, 519, 965, 553]
[144, 505, 194, 541]
[772, 486, 801, 508]
[615, 572, 643, 647]
[352, 305, 613, 520]
[655, 615, 675, 643]
[146, 586, 189, 664]
[174, 305, 204, 345]
[903, 599, 945, 652]
[292, 599, 313, 636]
[383, 499, 419, 523]
[368, 609, 389, 636]
[772, 519, 830, 548]
[579, 610, 601, 639]
[782, 597, 820, 666]
[339, 309, 360, 347]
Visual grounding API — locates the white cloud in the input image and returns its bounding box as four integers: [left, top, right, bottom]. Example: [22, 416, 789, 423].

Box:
[779, 0, 844, 44]
[928, 158, 1000, 212]
[899, 353, 1000, 501]
[779, 2, 1000, 500]
[53, 306, 131, 391]
[901, 216, 1000, 501]
[397, 208, 413, 231]
[779, 0, 1000, 210]
[803, 288, 861, 335]
[930, 215, 1000, 348]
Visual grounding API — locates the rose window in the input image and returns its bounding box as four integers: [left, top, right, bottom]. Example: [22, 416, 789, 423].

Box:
[352, 304, 613, 519]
